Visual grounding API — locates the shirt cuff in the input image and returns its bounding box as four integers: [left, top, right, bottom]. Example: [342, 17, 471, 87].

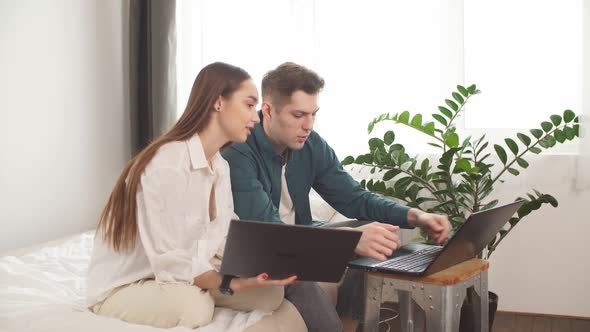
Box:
[192, 257, 216, 282]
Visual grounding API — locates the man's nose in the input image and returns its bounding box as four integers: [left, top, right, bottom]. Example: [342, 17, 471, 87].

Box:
[302, 114, 314, 131]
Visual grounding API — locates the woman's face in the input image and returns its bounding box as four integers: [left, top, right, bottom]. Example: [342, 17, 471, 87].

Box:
[218, 79, 260, 143]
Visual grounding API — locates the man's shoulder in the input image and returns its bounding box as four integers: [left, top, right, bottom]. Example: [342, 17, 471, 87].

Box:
[305, 130, 333, 154]
[221, 140, 256, 161]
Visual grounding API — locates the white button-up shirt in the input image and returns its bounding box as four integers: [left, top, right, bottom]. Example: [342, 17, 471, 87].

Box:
[86, 134, 234, 306]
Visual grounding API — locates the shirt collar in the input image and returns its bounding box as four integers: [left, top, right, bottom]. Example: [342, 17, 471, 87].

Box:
[187, 134, 225, 175]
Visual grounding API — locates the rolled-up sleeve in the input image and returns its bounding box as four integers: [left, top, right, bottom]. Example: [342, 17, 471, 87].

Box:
[136, 167, 214, 284]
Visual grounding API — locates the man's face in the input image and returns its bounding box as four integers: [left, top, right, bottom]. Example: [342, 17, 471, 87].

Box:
[262, 90, 319, 154]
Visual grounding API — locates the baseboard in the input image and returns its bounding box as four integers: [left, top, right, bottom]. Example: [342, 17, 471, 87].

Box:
[497, 310, 590, 321]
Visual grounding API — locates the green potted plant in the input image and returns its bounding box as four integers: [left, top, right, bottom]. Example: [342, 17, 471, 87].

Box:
[341, 84, 580, 330]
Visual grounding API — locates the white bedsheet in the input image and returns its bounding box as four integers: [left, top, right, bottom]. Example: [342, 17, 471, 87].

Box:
[0, 232, 268, 332]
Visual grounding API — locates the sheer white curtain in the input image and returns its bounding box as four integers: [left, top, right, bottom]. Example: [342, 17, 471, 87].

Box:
[176, 0, 586, 161]
[578, 0, 590, 189]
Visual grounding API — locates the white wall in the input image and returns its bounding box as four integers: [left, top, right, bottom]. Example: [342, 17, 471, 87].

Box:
[0, 0, 131, 252]
[488, 155, 590, 317]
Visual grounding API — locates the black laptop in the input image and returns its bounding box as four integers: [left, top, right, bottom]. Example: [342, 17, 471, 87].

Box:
[348, 200, 525, 276]
[220, 220, 362, 282]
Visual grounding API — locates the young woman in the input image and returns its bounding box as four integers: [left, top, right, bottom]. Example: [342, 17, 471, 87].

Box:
[86, 62, 297, 329]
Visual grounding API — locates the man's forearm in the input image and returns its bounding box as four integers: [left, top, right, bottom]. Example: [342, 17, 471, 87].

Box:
[406, 208, 426, 228]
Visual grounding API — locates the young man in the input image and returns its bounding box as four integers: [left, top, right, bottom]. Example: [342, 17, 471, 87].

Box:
[222, 62, 450, 332]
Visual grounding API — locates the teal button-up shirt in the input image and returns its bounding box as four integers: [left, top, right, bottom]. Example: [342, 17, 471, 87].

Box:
[221, 113, 412, 228]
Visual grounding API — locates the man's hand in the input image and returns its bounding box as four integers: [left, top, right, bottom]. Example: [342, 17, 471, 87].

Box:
[408, 209, 451, 244]
[354, 222, 401, 261]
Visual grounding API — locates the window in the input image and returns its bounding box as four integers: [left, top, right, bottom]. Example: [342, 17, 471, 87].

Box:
[177, 0, 585, 157]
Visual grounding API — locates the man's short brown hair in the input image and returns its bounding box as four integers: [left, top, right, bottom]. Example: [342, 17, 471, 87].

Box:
[261, 62, 325, 108]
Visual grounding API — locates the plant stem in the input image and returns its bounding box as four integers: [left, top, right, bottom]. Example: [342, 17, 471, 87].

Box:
[491, 125, 567, 185]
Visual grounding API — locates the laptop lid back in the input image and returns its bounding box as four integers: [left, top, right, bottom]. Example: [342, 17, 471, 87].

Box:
[220, 220, 362, 282]
[425, 200, 524, 275]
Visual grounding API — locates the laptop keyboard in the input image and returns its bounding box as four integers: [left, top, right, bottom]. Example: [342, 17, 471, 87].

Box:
[375, 246, 442, 272]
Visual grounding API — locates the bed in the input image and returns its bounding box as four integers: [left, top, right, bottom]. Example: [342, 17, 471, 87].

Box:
[0, 231, 274, 332]
[0, 193, 378, 332]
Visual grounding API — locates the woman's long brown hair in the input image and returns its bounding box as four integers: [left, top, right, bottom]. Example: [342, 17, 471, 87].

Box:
[97, 62, 251, 252]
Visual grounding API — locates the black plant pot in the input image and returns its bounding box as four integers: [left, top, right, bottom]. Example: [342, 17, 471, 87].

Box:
[459, 291, 498, 332]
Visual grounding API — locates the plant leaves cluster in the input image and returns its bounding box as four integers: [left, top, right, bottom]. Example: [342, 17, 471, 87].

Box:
[342, 85, 579, 258]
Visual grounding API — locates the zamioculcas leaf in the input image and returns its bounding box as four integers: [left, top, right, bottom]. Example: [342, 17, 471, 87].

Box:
[546, 135, 557, 147]
[452, 92, 464, 104]
[457, 85, 469, 97]
[423, 122, 435, 135]
[505, 138, 519, 155]
[494, 144, 508, 164]
[541, 121, 553, 132]
[563, 126, 576, 140]
[389, 143, 404, 152]
[445, 133, 459, 147]
[516, 158, 529, 168]
[428, 142, 443, 149]
[421, 159, 430, 175]
[530, 129, 543, 139]
[382, 169, 401, 181]
[517, 133, 531, 146]
[433, 189, 450, 196]
[411, 114, 422, 128]
[374, 181, 386, 192]
[438, 106, 453, 118]
[507, 168, 520, 176]
[550, 114, 562, 126]
[476, 142, 489, 156]
[529, 146, 542, 154]
[554, 129, 566, 143]
[368, 137, 384, 149]
[432, 114, 448, 126]
[445, 99, 459, 111]
[454, 159, 471, 173]
[394, 177, 413, 191]
[341, 156, 354, 165]
[384, 130, 395, 145]
[563, 109, 575, 123]
[467, 84, 477, 94]
[398, 111, 410, 124]
[360, 179, 366, 189]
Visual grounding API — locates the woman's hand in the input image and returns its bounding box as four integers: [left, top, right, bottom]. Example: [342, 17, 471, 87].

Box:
[230, 273, 297, 292]
[194, 270, 297, 292]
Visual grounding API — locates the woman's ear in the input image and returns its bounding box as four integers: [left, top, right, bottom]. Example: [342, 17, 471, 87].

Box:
[214, 96, 223, 112]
